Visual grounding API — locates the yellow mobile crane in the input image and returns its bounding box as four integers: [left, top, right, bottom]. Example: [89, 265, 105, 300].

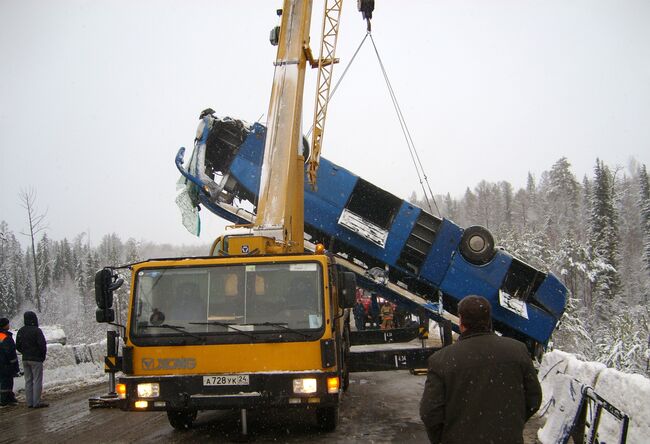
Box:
[94, 0, 372, 433]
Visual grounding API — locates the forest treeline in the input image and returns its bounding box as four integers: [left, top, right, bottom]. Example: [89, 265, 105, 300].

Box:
[0, 227, 207, 344]
[1, 157, 649, 375]
[408, 157, 650, 375]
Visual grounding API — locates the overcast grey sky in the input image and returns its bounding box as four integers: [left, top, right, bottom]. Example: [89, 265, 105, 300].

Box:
[1, 0, 649, 248]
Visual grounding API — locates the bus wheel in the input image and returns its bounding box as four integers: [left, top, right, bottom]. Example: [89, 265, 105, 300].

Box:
[316, 406, 339, 432]
[459, 226, 495, 265]
[167, 409, 197, 430]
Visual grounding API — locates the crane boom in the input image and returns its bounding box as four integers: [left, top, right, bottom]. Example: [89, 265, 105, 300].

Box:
[307, 0, 343, 190]
[255, 0, 313, 253]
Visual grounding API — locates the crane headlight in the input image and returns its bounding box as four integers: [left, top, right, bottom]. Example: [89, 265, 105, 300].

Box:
[293, 378, 317, 394]
[137, 382, 160, 398]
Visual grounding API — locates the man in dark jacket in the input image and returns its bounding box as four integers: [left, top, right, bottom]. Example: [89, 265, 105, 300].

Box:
[419, 295, 542, 444]
[0, 317, 20, 406]
[353, 301, 366, 331]
[16, 311, 48, 408]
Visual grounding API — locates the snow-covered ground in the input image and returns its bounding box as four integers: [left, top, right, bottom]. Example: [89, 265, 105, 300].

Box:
[9, 326, 650, 443]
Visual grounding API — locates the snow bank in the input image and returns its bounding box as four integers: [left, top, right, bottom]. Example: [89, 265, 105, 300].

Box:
[538, 350, 650, 444]
[593, 368, 650, 443]
[12, 326, 109, 396]
[41, 325, 67, 345]
[8, 325, 67, 345]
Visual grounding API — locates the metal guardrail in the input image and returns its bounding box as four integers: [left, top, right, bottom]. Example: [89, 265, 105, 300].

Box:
[567, 385, 630, 444]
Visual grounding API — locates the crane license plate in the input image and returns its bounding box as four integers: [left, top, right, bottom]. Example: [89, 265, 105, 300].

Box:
[203, 375, 250, 386]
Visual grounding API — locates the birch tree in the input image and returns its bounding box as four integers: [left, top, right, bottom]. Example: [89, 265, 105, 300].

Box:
[19, 188, 48, 311]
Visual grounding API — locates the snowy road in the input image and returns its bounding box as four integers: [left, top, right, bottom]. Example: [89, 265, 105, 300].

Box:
[0, 370, 543, 443]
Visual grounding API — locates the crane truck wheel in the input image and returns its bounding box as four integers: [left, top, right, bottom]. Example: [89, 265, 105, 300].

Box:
[167, 409, 197, 430]
[342, 325, 351, 391]
[316, 406, 339, 432]
[459, 226, 495, 265]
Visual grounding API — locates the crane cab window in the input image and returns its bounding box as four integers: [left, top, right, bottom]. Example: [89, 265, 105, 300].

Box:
[131, 262, 324, 344]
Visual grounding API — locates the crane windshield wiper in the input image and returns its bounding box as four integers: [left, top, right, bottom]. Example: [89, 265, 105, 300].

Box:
[143, 324, 206, 343]
[190, 321, 257, 339]
[243, 322, 311, 338]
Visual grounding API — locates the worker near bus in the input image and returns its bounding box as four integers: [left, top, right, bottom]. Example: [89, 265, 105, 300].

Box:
[370, 293, 380, 328]
[393, 304, 408, 328]
[380, 302, 394, 330]
[419, 295, 541, 444]
[353, 300, 366, 331]
[0, 317, 20, 407]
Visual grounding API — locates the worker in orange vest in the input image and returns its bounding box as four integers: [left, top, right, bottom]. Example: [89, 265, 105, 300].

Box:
[380, 302, 394, 330]
[0, 317, 20, 407]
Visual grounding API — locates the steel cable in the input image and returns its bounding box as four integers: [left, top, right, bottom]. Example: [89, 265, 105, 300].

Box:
[306, 32, 370, 139]
[368, 34, 440, 217]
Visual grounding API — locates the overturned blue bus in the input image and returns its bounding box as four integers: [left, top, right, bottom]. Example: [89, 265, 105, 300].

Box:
[175, 113, 567, 354]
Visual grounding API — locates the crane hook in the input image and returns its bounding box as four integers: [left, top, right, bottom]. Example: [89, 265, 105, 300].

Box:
[357, 0, 374, 32]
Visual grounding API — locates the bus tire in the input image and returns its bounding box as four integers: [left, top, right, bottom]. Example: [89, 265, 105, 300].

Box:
[459, 226, 495, 265]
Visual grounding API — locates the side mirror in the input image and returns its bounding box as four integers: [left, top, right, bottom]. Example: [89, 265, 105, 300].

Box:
[95, 268, 123, 323]
[338, 272, 357, 309]
[95, 268, 124, 309]
[269, 26, 280, 46]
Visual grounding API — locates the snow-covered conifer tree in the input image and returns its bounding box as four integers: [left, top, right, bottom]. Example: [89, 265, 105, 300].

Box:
[84, 251, 99, 295]
[443, 193, 459, 222]
[75, 254, 87, 305]
[460, 187, 477, 227]
[124, 238, 141, 263]
[512, 188, 529, 229]
[36, 233, 52, 294]
[1, 223, 25, 316]
[589, 159, 621, 315]
[12, 249, 25, 311]
[545, 157, 580, 248]
[474, 180, 499, 229]
[500, 181, 514, 232]
[639, 165, 650, 299]
[0, 259, 17, 316]
[578, 175, 591, 244]
[52, 240, 66, 287]
[616, 172, 645, 304]
[594, 311, 649, 375]
[99, 233, 123, 266]
[23, 252, 34, 306]
[60, 238, 74, 282]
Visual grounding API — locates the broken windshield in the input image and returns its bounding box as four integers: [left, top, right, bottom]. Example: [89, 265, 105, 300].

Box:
[130, 261, 324, 342]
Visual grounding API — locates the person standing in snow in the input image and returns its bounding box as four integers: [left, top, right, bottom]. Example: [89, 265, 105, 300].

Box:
[16, 311, 48, 408]
[419, 295, 541, 444]
[0, 318, 20, 407]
